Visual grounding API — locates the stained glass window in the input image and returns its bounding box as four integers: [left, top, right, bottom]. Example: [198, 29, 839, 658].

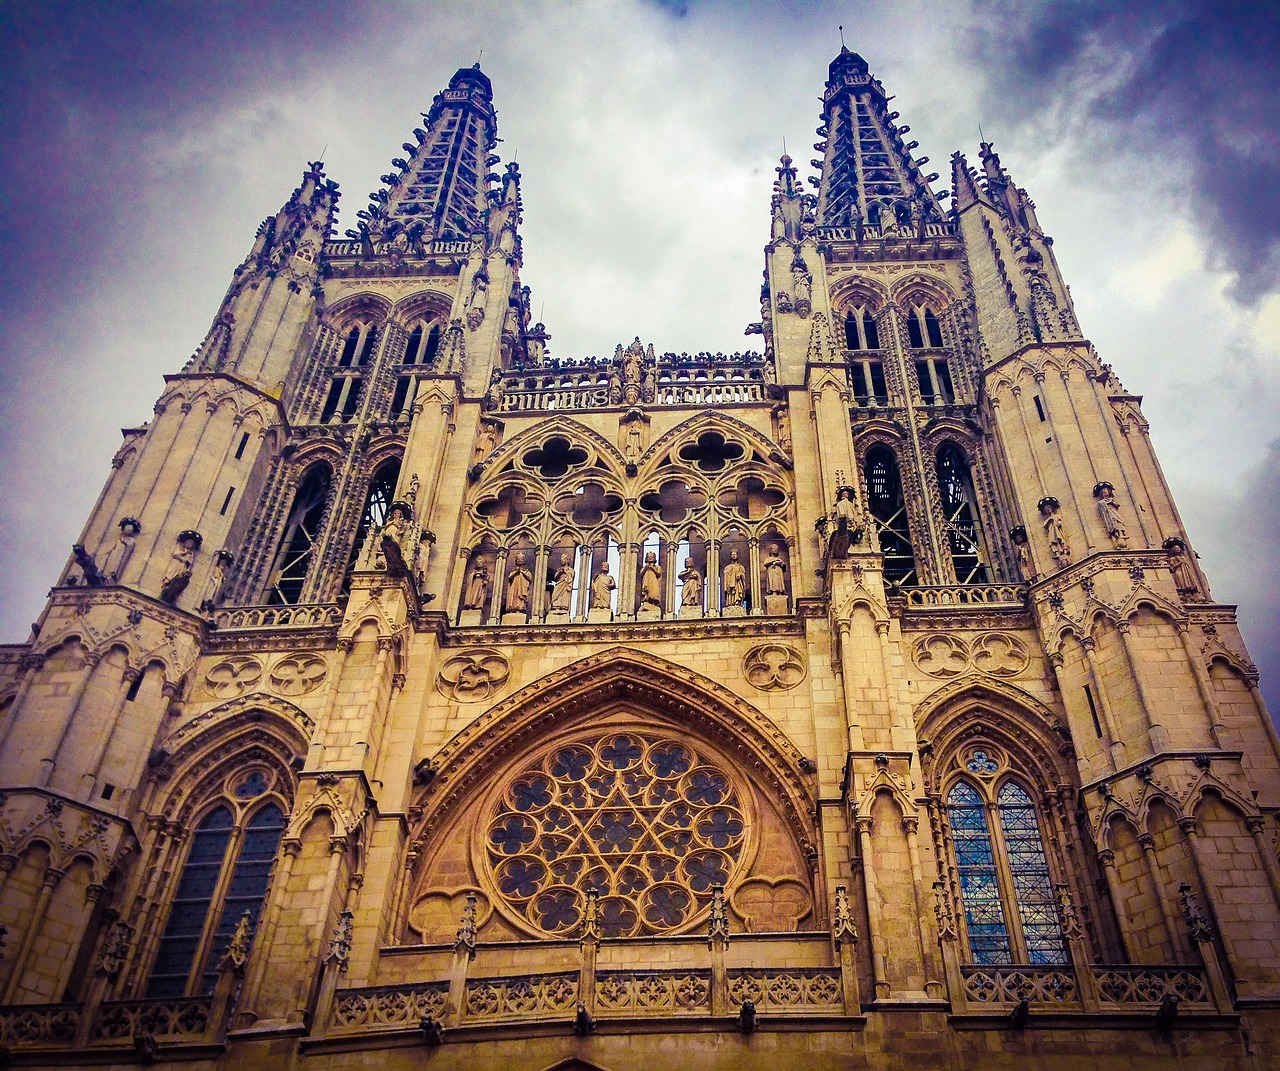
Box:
[146, 801, 286, 997]
[946, 777, 1067, 966]
[997, 782, 1068, 965]
[484, 733, 748, 938]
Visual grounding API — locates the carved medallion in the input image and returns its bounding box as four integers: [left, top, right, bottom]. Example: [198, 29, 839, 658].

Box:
[268, 654, 328, 696]
[912, 632, 1029, 679]
[203, 657, 263, 699]
[437, 649, 511, 702]
[742, 643, 807, 691]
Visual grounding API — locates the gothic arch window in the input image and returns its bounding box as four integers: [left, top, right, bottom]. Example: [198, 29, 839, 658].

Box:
[864, 445, 917, 586]
[946, 772, 1067, 966]
[936, 443, 988, 583]
[267, 462, 331, 605]
[842, 306, 880, 351]
[338, 321, 378, 368]
[403, 319, 442, 365]
[145, 768, 287, 997]
[905, 305, 944, 349]
[345, 458, 402, 589]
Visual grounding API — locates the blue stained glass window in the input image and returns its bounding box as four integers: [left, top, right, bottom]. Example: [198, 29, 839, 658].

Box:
[997, 782, 1067, 965]
[946, 780, 1011, 964]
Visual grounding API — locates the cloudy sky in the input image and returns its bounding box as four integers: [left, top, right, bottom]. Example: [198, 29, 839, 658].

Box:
[2, 1, 1277, 714]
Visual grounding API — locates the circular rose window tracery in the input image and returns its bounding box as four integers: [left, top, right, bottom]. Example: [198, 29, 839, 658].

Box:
[482, 732, 751, 938]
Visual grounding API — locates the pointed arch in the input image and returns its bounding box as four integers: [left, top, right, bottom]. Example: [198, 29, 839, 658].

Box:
[641, 411, 781, 478]
[413, 646, 815, 853]
[889, 272, 957, 311]
[326, 291, 393, 330]
[483, 416, 626, 480]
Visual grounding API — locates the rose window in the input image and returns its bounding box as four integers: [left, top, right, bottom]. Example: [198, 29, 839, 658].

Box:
[482, 733, 750, 938]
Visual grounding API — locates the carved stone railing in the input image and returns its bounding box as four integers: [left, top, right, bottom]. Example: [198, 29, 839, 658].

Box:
[324, 238, 471, 258]
[91, 995, 213, 1041]
[726, 969, 844, 1013]
[212, 603, 343, 630]
[904, 583, 1027, 609]
[330, 981, 449, 1032]
[1092, 965, 1214, 1010]
[0, 1004, 80, 1047]
[594, 970, 712, 1015]
[961, 965, 1080, 1007]
[463, 973, 578, 1022]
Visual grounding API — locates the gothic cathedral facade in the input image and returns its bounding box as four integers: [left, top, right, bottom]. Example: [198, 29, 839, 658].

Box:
[0, 51, 1277, 1070]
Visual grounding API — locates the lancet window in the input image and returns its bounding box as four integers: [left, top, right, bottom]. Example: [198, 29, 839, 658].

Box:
[320, 318, 381, 423]
[458, 425, 795, 624]
[936, 443, 988, 583]
[145, 768, 287, 997]
[914, 357, 955, 404]
[843, 307, 880, 350]
[946, 770, 1067, 966]
[864, 445, 917, 586]
[905, 305, 944, 349]
[345, 458, 402, 588]
[267, 462, 331, 605]
[402, 319, 442, 365]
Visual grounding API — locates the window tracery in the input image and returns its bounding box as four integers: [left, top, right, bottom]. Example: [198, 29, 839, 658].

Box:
[863, 445, 917, 586]
[145, 766, 287, 997]
[459, 422, 796, 623]
[267, 463, 331, 605]
[935, 443, 988, 584]
[944, 746, 1067, 967]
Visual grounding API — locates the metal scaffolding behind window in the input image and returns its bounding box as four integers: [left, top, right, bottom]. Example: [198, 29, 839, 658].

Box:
[267, 463, 331, 605]
[936, 443, 988, 583]
[864, 445, 917, 585]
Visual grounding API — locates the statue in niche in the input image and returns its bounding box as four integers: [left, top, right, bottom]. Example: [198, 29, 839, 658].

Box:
[827, 488, 864, 560]
[483, 370, 504, 412]
[462, 560, 490, 610]
[1010, 525, 1035, 582]
[607, 364, 623, 405]
[624, 417, 644, 464]
[679, 559, 703, 609]
[1038, 497, 1071, 568]
[1093, 482, 1128, 549]
[473, 421, 499, 463]
[638, 552, 662, 611]
[722, 550, 748, 608]
[504, 552, 532, 613]
[621, 339, 643, 386]
[200, 549, 235, 614]
[549, 552, 575, 612]
[466, 266, 489, 329]
[590, 562, 616, 610]
[1164, 537, 1201, 599]
[791, 255, 812, 317]
[159, 531, 201, 604]
[774, 409, 792, 456]
[762, 543, 787, 596]
[102, 517, 142, 582]
[377, 505, 411, 575]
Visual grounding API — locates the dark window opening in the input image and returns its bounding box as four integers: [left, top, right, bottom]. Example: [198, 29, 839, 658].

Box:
[345, 459, 402, 590]
[100, 783, 115, 800]
[268, 464, 332, 605]
[936, 443, 988, 583]
[1085, 685, 1103, 738]
[851, 360, 888, 406]
[865, 446, 917, 586]
[844, 311, 861, 349]
[320, 380, 344, 423]
[404, 324, 424, 364]
[219, 486, 236, 516]
[234, 432, 249, 460]
[1034, 396, 1046, 422]
[924, 309, 944, 347]
[341, 380, 362, 422]
[125, 668, 144, 702]
[907, 312, 924, 348]
[339, 326, 360, 367]
[863, 312, 879, 349]
[423, 324, 441, 364]
[356, 326, 377, 366]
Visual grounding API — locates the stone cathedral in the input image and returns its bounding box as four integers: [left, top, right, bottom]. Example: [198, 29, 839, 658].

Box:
[0, 49, 1277, 1071]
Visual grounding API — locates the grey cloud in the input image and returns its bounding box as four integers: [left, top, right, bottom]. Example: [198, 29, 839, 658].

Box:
[969, 0, 1280, 301]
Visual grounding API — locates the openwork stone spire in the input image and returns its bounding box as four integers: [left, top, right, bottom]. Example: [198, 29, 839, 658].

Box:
[813, 48, 944, 232]
[351, 64, 499, 245]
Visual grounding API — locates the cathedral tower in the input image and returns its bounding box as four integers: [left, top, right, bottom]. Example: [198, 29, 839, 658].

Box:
[0, 50, 1276, 1071]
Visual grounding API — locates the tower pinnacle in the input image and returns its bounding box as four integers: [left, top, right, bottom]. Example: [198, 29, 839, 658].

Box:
[813, 49, 945, 233]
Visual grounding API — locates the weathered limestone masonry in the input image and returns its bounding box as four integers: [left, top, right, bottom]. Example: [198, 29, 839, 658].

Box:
[0, 51, 1277, 1071]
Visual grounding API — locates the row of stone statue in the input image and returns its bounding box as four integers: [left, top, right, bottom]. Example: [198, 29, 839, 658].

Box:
[460, 543, 790, 620]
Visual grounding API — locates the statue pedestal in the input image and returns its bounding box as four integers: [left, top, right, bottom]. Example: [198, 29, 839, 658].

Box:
[636, 605, 661, 621]
[587, 608, 613, 623]
[500, 612, 527, 626]
[722, 605, 746, 618]
[764, 595, 790, 616]
[459, 610, 483, 627]
[545, 610, 570, 624]
[679, 607, 703, 620]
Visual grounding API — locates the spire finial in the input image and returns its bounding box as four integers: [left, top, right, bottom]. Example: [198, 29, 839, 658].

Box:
[839, 24, 846, 49]
[476, 48, 484, 67]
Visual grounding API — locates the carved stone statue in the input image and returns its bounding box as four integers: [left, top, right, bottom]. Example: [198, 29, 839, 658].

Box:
[590, 562, 616, 610]
[791, 255, 812, 317]
[1094, 482, 1128, 549]
[504, 552, 532, 613]
[827, 488, 863, 560]
[762, 543, 787, 595]
[638, 551, 662, 612]
[722, 550, 747, 609]
[1038, 497, 1071, 568]
[624, 418, 644, 463]
[483, 370, 504, 412]
[200, 549, 235, 614]
[775, 409, 792, 455]
[474, 421, 498, 463]
[462, 560, 490, 610]
[159, 531, 201, 604]
[102, 516, 142, 581]
[679, 559, 703, 609]
[1164, 537, 1200, 598]
[549, 552, 575, 612]
[1010, 525, 1034, 582]
[466, 266, 489, 329]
